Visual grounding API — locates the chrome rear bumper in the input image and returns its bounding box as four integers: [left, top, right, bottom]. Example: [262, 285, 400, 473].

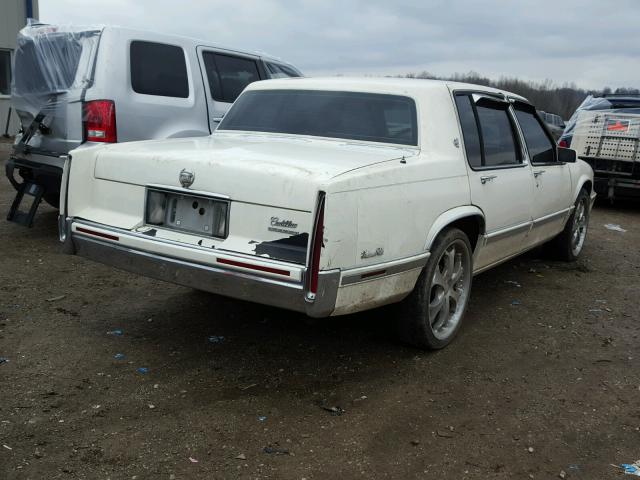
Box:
[61, 218, 340, 317]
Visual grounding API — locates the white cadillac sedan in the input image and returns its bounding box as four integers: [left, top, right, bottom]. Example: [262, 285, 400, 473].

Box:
[59, 78, 595, 349]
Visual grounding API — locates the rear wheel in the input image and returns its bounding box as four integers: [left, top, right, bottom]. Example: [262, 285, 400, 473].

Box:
[549, 189, 590, 261]
[397, 228, 473, 349]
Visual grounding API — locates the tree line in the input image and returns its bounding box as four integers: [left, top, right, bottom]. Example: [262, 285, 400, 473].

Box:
[398, 71, 640, 120]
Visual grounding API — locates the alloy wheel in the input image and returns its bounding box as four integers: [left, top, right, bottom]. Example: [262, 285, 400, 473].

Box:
[571, 197, 589, 256]
[428, 239, 471, 340]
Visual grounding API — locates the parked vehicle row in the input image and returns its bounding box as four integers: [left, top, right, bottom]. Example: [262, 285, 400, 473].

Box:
[559, 94, 640, 202]
[537, 110, 565, 141]
[6, 22, 301, 225]
[58, 78, 595, 349]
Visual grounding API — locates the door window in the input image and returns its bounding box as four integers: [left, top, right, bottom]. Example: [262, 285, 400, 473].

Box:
[455, 93, 522, 168]
[130, 41, 189, 98]
[454, 94, 482, 168]
[475, 102, 522, 167]
[514, 105, 556, 164]
[202, 52, 260, 103]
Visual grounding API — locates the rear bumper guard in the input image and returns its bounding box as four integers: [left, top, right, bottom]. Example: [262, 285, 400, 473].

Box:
[6, 155, 64, 191]
[60, 218, 340, 317]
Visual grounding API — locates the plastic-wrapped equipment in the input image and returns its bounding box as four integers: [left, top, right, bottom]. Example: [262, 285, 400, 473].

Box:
[11, 20, 102, 137]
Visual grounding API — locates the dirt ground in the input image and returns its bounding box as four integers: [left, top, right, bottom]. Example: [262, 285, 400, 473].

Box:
[1, 140, 639, 480]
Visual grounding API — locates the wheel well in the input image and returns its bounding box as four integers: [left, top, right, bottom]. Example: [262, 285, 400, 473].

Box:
[582, 180, 593, 195]
[448, 215, 484, 253]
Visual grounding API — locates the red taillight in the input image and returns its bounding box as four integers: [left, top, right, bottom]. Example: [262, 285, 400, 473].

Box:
[83, 100, 117, 143]
[306, 193, 325, 298]
[558, 139, 568, 148]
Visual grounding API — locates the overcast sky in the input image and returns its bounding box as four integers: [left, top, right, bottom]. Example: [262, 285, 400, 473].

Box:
[39, 0, 639, 89]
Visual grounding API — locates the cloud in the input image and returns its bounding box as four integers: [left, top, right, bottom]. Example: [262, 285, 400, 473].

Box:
[39, 0, 640, 89]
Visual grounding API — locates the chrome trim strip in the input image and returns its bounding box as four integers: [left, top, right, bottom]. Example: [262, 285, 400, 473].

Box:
[69, 232, 340, 317]
[71, 219, 305, 282]
[58, 155, 72, 242]
[71, 219, 295, 267]
[485, 221, 532, 243]
[146, 184, 231, 201]
[340, 252, 430, 286]
[532, 208, 571, 227]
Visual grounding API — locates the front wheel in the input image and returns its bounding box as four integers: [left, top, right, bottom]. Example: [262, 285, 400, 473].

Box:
[549, 189, 590, 261]
[397, 228, 473, 349]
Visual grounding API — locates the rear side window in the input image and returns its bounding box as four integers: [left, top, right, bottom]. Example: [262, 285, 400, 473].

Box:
[202, 52, 260, 103]
[265, 62, 302, 79]
[455, 94, 482, 168]
[130, 41, 189, 98]
[219, 89, 418, 146]
[514, 105, 556, 164]
[454, 93, 521, 168]
[476, 103, 521, 167]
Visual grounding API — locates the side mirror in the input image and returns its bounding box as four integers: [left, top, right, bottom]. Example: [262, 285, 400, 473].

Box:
[558, 147, 576, 163]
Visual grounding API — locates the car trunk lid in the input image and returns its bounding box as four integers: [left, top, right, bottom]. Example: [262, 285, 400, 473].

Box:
[70, 132, 417, 264]
[92, 131, 418, 210]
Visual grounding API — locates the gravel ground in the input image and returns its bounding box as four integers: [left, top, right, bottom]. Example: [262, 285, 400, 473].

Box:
[1, 141, 639, 479]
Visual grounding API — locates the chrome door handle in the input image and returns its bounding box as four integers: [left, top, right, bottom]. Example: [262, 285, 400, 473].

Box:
[534, 170, 546, 178]
[480, 175, 497, 184]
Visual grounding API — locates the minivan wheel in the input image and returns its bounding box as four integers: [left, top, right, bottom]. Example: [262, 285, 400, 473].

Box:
[397, 228, 473, 349]
[549, 189, 590, 261]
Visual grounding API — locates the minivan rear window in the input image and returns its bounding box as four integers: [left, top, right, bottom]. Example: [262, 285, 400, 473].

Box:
[130, 41, 189, 98]
[13, 35, 83, 94]
[219, 89, 418, 146]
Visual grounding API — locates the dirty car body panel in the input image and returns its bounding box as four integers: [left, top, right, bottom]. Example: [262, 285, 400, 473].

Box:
[60, 77, 595, 325]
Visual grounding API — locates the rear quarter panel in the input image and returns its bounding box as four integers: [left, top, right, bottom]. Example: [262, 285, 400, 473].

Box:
[322, 86, 470, 271]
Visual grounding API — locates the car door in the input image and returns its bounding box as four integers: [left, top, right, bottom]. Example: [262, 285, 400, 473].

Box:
[453, 92, 535, 271]
[512, 102, 572, 245]
[197, 48, 264, 130]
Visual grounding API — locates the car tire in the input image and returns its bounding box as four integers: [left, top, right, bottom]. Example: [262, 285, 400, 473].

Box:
[549, 189, 590, 262]
[397, 228, 473, 349]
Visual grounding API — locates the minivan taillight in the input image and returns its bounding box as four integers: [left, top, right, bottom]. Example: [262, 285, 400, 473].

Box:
[83, 100, 117, 143]
[306, 193, 325, 301]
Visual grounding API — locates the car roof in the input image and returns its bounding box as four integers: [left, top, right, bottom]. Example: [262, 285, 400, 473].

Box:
[26, 23, 294, 66]
[245, 76, 529, 102]
[104, 25, 295, 64]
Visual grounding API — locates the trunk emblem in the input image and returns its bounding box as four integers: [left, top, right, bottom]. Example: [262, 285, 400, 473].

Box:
[179, 169, 195, 188]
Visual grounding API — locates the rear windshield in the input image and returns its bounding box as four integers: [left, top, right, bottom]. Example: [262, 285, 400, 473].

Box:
[218, 89, 418, 146]
[13, 34, 83, 94]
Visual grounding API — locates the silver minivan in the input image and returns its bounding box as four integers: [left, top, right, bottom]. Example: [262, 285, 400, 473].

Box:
[7, 22, 302, 224]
